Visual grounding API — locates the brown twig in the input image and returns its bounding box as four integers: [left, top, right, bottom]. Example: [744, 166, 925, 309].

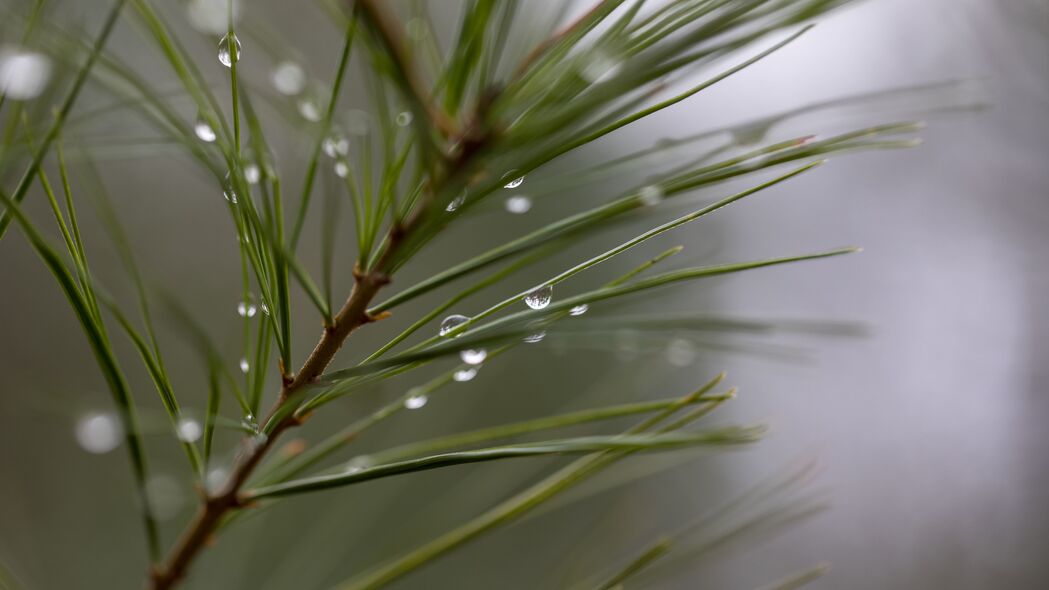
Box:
[148, 2, 473, 587]
[149, 259, 394, 590]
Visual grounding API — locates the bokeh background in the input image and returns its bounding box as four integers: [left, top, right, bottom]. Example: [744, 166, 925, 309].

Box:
[1, 0, 1047, 588]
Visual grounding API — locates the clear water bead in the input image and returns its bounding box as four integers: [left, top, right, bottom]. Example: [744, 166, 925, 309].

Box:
[222, 172, 237, 203]
[176, 417, 202, 443]
[237, 301, 257, 318]
[75, 412, 122, 454]
[404, 393, 428, 410]
[524, 284, 553, 310]
[439, 314, 469, 337]
[334, 161, 350, 178]
[297, 96, 321, 122]
[345, 455, 372, 474]
[505, 195, 532, 214]
[217, 33, 241, 68]
[523, 331, 546, 344]
[240, 413, 258, 434]
[194, 113, 216, 143]
[638, 185, 664, 206]
[395, 111, 413, 127]
[244, 163, 261, 184]
[460, 348, 487, 365]
[322, 134, 349, 159]
[453, 367, 478, 382]
[569, 304, 589, 316]
[239, 358, 250, 373]
[0, 47, 52, 100]
[503, 174, 525, 189]
[445, 192, 465, 212]
[271, 60, 306, 96]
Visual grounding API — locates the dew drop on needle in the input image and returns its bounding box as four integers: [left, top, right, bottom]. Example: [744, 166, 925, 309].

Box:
[440, 314, 469, 337]
[459, 348, 487, 365]
[194, 112, 216, 143]
[75, 412, 122, 454]
[404, 393, 428, 410]
[453, 367, 477, 382]
[218, 33, 241, 68]
[524, 285, 553, 310]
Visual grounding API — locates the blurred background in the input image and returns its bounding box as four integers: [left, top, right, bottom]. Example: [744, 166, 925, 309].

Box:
[0, 0, 1047, 588]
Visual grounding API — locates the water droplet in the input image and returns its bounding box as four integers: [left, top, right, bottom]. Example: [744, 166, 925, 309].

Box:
[523, 331, 546, 344]
[505, 195, 532, 214]
[205, 466, 228, 493]
[524, 284, 553, 310]
[666, 338, 697, 367]
[75, 412, 122, 454]
[271, 60, 306, 96]
[322, 134, 349, 159]
[334, 160, 350, 178]
[439, 314, 469, 337]
[569, 304, 589, 316]
[176, 417, 203, 443]
[222, 172, 238, 203]
[297, 96, 322, 122]
[453, 367, 478, 382]
[445, 192, 466, 212]
[194, 113, 216, 143]
[241, 413, 257, 432]
[395, 111, 413, 127]
[186, 0, 240, 35]
[237, 300, 257, 318]
[244, 162, 261, 184]
[239, 358, 250, 373]
[404, 392, 428, 409]
[0, 47, 52, 100]
[503, 173, 525, 189]
[459, 348, 487, 365]
[345, 455, 372, 474]
[580, 51, 622, 84]
[146, 474, 185, 521]
[638, 185, 664, 206]
[217, 33, 241, 68]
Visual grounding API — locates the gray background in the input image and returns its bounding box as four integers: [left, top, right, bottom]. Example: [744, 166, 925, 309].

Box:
[0, 0, 1047, 588]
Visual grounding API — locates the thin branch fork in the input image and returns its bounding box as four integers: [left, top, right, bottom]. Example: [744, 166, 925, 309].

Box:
[148, 265, 390, 590]
[149, 2, 489, 586]
[150, 221, 417, 589]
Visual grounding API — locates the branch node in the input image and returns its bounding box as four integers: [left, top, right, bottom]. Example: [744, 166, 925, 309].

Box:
[368, 310, 393, 323]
